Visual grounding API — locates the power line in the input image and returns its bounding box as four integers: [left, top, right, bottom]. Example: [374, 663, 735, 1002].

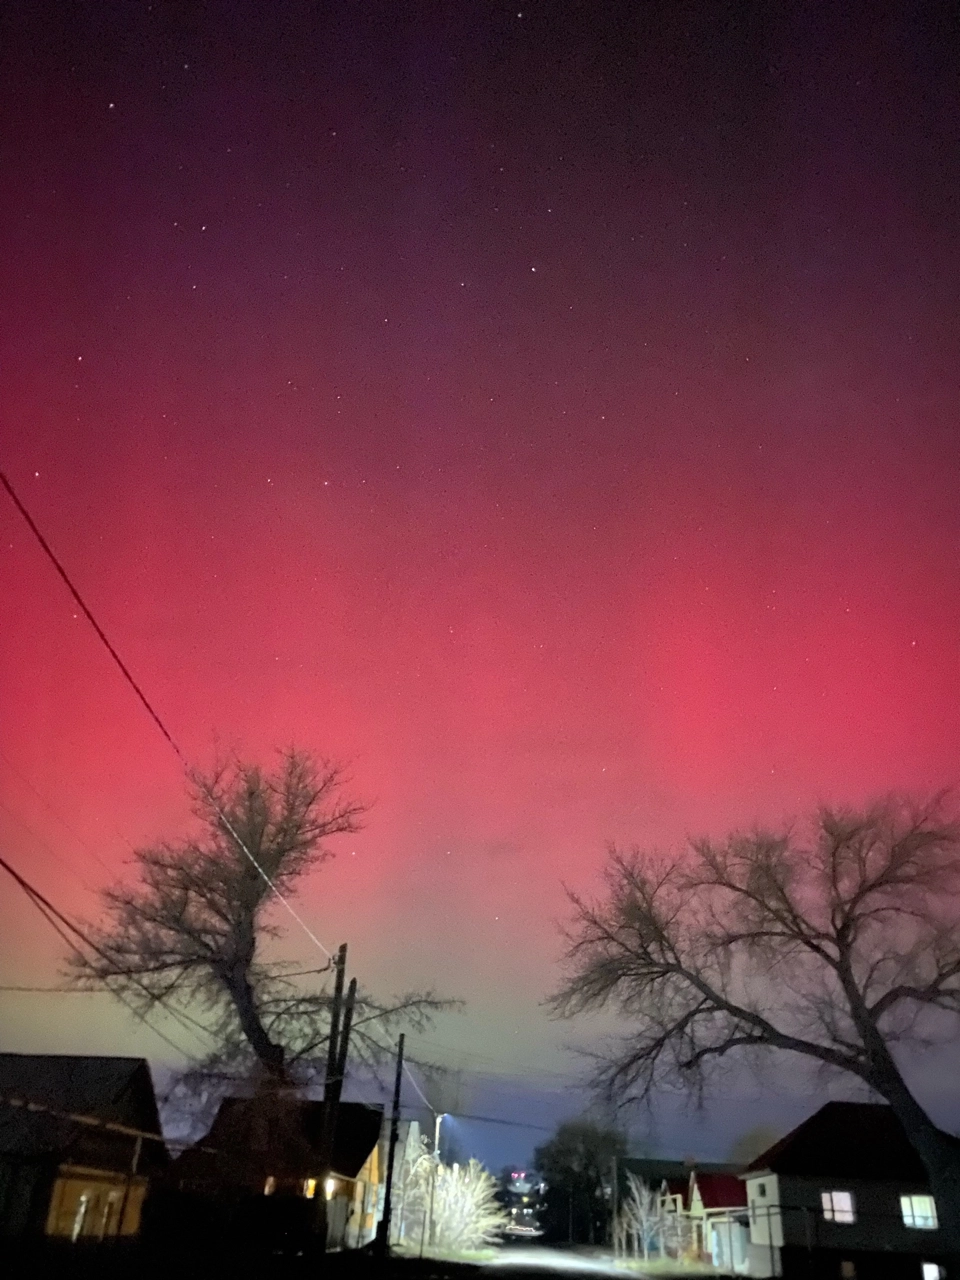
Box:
[1, 468, 331, 959]
[0, 986, 107, 993]
[398, 1103, 552, 1132]
[410, 1035, 582, 1082]
[452, 1111, 553, 1132]
[0, 849, 208, 1062]
[6, 469, 531, 1097]
[0, 746, 115, 876]
[0, 1093, 214, 1153]
[0, 798, 99, 894]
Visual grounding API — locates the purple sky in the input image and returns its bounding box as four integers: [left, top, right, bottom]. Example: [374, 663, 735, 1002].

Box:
[2, 1, 959, 1164]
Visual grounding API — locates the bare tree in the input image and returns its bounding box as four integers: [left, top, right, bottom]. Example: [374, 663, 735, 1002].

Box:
[403, 1151, 508, 1254]
[551, 798, 960, 1253]
[615, 1172, 663, 1260]
[72, 749, 448, 1088]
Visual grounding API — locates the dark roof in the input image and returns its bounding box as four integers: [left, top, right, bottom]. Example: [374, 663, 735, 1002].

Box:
[622, 1157, 688, 1184]
[623, 1157, 737, 1185]
[694, 1172, 747, 1209]
[174, 1096, 384, 1189]
[746, 1102, 942, 1183]
[0, 1053, 167, 1172]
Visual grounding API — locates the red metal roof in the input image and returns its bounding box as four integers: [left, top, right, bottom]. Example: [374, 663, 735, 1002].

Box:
[693, 1172, 747, 1209]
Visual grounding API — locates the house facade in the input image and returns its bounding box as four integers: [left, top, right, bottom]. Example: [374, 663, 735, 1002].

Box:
[0, 1052, 167, 1242]
[688, 1170, 749, 1273]
[170, 1094, 417, 1251]
[743, 1102, 951, 1280]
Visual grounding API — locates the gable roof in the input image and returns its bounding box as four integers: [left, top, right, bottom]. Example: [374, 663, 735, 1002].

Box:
[745, 1102, 940, 1183]
[693, 1171, 747, 1209]
[663, 1176, 690, 1209]
[174, 1096, 384, 1188]
[0, 1052, 167, 1172]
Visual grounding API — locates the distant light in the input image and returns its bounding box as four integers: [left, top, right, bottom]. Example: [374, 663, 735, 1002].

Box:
[324, 1177, 337, 1200]
[263, 1176, 276, 1196]
[303, 1178, 317, 1199]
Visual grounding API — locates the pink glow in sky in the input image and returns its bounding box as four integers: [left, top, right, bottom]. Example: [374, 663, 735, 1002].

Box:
[2, 2, 959, 1094]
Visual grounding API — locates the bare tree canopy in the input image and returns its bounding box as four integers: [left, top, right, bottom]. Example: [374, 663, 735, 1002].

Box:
[551, 797, 960, 1249]
[71, 749, 448, 1087]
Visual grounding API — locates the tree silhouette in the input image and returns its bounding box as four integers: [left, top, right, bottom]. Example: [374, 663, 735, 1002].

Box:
[72, 749, 447, 1089]
[552, 798, 960, 1255]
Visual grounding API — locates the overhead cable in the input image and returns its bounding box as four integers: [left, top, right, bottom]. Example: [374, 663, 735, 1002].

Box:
[1, 468, 331, 958]
[0, 850, 206, 1062]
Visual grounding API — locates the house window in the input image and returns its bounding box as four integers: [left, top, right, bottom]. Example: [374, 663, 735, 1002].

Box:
[303, 1178, 317, 1199]
[901, 1195, 938, 1230]
[821, 1191, 855, 1223]
[922, 1265, 945, 1280]
[757, 1182, 767, 1198]
[263, 1176, 276, 1196]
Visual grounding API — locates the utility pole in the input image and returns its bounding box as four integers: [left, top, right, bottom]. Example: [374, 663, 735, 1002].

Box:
[316, 943, 347, 1254]
[374, 1033, 405, 1257]
[611, 1154, 619, 1254]
[324, 943, 348, 1101]
[330, 978, 357, 1108]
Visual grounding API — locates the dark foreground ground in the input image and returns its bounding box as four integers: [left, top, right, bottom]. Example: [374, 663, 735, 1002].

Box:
[3, 1241, 725, 1280]
[5, 1239, 727, 1280]
[6, 1242, 473, 1280]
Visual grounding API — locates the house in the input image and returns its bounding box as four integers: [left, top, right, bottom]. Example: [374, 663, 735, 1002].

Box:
[171, 1094, 387, 1250]
[0, 1052, 168, 1242]
[621, 1156, 742, 1264]
[742, 1101, 952, 1279]
[688, 1169, 749, 1273]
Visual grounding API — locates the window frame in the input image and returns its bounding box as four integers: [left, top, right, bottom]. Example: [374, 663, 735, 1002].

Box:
[901, 1194, 938, 1231]
[821, 1190, 856, 1224]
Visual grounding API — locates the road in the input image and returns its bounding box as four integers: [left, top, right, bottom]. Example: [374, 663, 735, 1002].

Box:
[485, 1246, 629, 1276]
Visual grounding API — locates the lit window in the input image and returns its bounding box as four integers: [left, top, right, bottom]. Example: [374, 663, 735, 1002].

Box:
[263, 1176, 276, 1196]
[324, 1177, 337, 1200]
[821, 1191, 855, 1223]
[901, 1196, 938, 1230]
[303, 1178, 317, 1199]
[922, 1264, 945, 1280]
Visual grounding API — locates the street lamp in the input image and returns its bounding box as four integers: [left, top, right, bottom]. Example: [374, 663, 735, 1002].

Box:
[423, 1112, 447, 1255]
[433, 1111, 447, 1160]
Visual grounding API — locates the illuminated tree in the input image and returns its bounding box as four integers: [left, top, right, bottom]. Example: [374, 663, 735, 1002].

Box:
[552, 798, 960, 1254]
[72, 749, 447, 1087]
[402, 1152, 508, 1253]
[614, 1170, 694, 1261]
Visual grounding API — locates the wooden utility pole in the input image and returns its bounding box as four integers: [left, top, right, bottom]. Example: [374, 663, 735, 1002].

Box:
[374, 1033, 405, 1256]
[611, 1154, 619, 1253]
[316, 943, 347, 1254]
[324, 943, 348, 1100]
[330, 978, 357, 1107]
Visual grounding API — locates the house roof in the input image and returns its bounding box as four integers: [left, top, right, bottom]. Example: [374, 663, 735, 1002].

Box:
[745, 1102, 942, 1183]
[693, 1172, 747, 1209]
[0, 1052, 167, 1172]
[662, 1176, 690, 1209]
[174, 1096, 384, 1188]
[622, 1157, 689, 1184]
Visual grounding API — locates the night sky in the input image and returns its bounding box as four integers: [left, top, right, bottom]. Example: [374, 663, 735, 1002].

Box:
[2, 1, 960, 1164]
